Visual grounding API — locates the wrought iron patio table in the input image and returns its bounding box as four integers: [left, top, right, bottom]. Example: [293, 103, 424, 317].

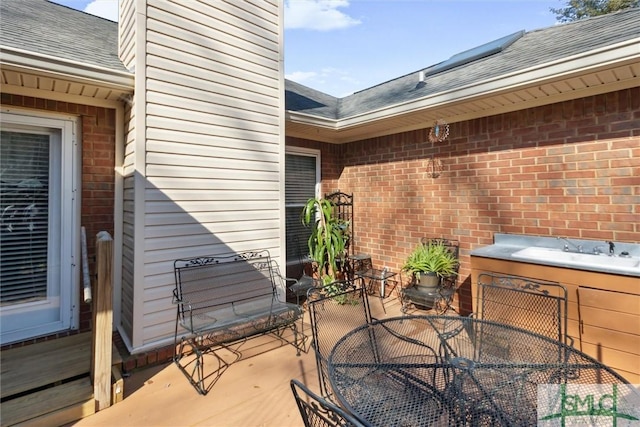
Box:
[327, 315, 636, 427]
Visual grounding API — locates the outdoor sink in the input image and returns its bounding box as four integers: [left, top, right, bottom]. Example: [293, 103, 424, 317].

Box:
[511, 246, 640, 273]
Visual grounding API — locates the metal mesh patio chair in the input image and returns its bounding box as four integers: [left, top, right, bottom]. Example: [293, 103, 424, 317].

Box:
[450, 274, 575, 422]
[290, 379, 365, 427]
[307, 278, 371, 400]
[287, 236, 319, 306]
[475, 273, 571, 346]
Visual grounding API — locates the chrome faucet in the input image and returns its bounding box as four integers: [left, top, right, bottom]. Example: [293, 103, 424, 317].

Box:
[557, 237, 583, 253]
[595, 241, 615, 255]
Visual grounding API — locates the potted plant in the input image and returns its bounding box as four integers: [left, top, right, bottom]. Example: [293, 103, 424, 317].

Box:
[301, 197, 349, 288]
[402, 241, 458, 291]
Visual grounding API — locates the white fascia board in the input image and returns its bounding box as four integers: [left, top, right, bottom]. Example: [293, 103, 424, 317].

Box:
[338, 38, 640, 129]
[0, 46, 135, 90]
[285, 110, 338, 129]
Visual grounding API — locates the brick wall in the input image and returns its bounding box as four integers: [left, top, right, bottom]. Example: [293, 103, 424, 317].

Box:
[1, 94, 116, 347]
[287, 87, 640, 312]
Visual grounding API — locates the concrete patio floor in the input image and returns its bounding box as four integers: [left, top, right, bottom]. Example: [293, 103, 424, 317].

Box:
[71, 294, 406, 427]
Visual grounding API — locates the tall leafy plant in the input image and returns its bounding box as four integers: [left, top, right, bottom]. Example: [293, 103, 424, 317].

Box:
[301, 197, 348, 285]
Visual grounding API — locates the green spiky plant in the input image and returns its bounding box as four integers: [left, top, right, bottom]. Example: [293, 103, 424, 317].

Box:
[402, 241, 458, 284]
[301, 197, 349, 296]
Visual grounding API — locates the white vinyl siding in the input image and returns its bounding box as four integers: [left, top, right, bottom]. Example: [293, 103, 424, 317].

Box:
[120, 100, 136, 341]
[118, 0, 136, 70]
[119, 0, 283, 351]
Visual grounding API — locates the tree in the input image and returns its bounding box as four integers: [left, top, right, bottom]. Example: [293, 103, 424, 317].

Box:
[551, 0, 639, 22]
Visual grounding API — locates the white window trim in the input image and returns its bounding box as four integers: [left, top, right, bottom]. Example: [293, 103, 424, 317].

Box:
[285, 146, 321, 198]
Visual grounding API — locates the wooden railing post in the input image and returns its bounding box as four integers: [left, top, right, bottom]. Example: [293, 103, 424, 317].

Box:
[92, 231, 113, 411]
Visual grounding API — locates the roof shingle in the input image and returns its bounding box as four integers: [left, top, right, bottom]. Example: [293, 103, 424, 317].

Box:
[288, 7, 640, 119]
[2, 1, 638, 119]
[1, 0, 127, 73]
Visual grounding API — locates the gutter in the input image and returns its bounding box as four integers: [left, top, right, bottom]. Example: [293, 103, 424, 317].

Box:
[0, 46, 135, 90]
[284, 110, 338, 129]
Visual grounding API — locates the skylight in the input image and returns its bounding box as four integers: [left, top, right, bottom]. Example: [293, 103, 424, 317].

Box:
[424, 30, 525, 77]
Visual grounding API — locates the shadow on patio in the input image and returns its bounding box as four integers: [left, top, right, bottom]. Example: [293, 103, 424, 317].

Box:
[71, 295, 406, 426]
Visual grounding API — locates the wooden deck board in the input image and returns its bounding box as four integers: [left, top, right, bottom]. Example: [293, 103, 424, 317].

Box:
[1, 297, 405, 427]
[1, 332, 121, 399]
[0, 377, 94, 426]
[71, 299, 407, 427]
[1, 334, 91, 399]
[17, 400, 96, 427]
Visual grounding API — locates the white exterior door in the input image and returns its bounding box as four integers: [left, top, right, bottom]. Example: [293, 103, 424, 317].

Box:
[0, 111, 79, 345]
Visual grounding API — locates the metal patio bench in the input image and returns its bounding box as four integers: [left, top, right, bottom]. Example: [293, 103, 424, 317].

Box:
[173, 250, 304, 394]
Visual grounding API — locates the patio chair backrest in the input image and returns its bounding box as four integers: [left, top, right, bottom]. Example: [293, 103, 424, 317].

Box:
[290, 379, 365, 427]
[476, 273, 569, 346]
[286, 235, 318, 305]
[173, 250, 276, 324]
[307, 278, 371, 399]
[324, 191, 353, 257]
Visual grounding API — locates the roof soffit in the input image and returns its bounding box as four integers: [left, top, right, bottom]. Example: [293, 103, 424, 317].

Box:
[1, 47, 134, 106]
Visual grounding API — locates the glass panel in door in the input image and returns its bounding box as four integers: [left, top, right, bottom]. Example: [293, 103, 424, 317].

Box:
[1, 128, 69, 344]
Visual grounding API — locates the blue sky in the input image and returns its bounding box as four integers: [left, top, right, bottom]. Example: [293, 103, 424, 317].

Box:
[51, 0, 563, 97]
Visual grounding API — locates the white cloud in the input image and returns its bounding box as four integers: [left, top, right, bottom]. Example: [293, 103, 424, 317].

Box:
[285, 0, 361, 31]
[285, 71, 319, 83]
[85, 0, 118, 22]
[286, 67, 362, 97]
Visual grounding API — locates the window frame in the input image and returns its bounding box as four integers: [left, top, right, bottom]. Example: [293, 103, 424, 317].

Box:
[285, 147, 320, 268]
[0, 109, 80, 344]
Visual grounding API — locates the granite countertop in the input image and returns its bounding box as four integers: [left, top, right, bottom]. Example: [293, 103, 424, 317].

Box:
[470, 234, 640, 278]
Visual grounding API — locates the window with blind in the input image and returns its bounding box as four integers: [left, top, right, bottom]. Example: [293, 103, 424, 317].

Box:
[1, 131, 50, 304]
[285, 152, 319, 266]
[1, 112, 78, 345]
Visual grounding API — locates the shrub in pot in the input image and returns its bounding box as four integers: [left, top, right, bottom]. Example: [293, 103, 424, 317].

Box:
[402, 241, 458, 290]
